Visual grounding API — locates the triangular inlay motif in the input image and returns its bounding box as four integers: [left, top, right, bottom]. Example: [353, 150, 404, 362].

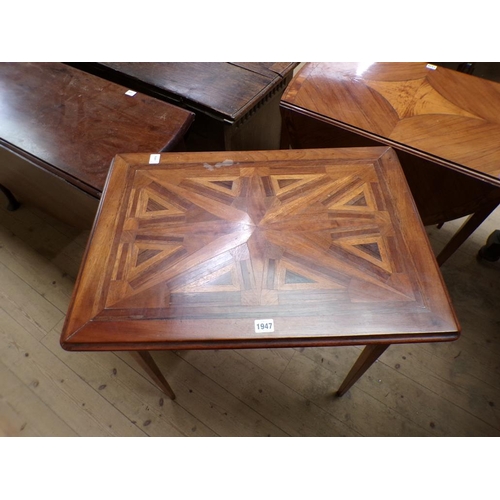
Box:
[275, 260, 345, 291]
[354, 242, 382, 261]
[136, 188, 186, 218]
[184, 176, 241, 197]
[345, 193, 367, 207]
[269, 174, 324, 196]
[335, 237, 392, 273]
[278, 178, 300, 189]
[171, 262, 241, 293]
[136, 248, 162, 266]
[146, 199, 167, 212]
[209, 271, 234, 286]
[324, 181, 376, 212]
[285, 270, 317, 284]
[210, 180, 234, 191]
[129, 243, 185, 280]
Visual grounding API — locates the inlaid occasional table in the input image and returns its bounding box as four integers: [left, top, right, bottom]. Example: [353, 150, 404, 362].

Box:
[280, 62, 500, 265]
[68, 62, 298, 151]
[61, 147, 460, 399]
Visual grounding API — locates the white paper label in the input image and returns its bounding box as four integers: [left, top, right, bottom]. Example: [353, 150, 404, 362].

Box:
[125, 90, 137, 96]
[255, 319, 274, 333]
[149, 154, 161, 164]
[426, 64, 437, 70]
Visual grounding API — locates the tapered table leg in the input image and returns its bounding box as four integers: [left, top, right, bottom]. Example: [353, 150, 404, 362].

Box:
[336, 344, 389, 397]
[133, 351, 176, 400]
[0, 183, 20, 211]
[436, 201, 500, 266]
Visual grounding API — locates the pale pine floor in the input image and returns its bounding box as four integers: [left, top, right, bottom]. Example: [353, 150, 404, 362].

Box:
[0, 191, 499, 437]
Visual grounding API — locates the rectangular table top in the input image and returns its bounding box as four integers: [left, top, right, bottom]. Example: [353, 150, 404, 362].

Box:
[69, 62, 298, 123]
[0, 62, 194, 197]
[61, 147, 459, 351]
[281, 62, 500, 186]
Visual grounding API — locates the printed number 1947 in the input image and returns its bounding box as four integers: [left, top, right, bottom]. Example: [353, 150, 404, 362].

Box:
[255, 319, 274, 333]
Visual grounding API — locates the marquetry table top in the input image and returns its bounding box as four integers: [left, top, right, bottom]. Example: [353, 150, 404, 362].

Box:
[61, 147, 459, 351]
[281, 62, 500, 185]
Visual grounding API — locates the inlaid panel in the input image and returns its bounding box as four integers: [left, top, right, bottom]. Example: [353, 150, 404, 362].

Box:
[61, 148, 459, 351]
[281, 62, 500, 183]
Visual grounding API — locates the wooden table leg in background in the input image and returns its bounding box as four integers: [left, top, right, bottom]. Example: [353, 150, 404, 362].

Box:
[0, 183, 20, 211]
[336, 344, 389, 397]
[133, 351, 176, 400]
[436, 200, 500, 266]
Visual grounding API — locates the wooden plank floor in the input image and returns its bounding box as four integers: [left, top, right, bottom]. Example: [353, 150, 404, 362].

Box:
[0, 196, 499, 437]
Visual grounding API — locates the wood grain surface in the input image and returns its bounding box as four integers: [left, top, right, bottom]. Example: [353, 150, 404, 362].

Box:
[0, 62, 194, 197]
[281, 62, 500, 184]
[69, 62, 298, 122]
[61, 148, 459, 351]
[67, 62, 299, 151]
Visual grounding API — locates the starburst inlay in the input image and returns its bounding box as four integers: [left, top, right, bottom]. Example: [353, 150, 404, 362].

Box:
[102, 160, 417, 317]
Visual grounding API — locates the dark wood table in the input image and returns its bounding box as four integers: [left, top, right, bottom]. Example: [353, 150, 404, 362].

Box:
[280, 62, 500, 265]
[60, 147, 459, 399]
[0, 62, 194, 225]
[68, 62, 298, 152]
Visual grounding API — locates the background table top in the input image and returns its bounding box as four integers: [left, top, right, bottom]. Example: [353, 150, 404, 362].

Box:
[281, 62, 500, 185]
[0, 62, 194, 196]
[70, 62, 298, 123]
[61, 148, 459, 351]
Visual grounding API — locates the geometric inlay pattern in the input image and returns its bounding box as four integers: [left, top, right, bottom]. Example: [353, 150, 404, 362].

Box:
[106, 163, 406, 311]
[61, 148, 459, 350]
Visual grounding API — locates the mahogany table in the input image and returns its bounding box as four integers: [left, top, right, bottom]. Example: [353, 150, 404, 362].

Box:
[280, 62, 500, 265]
[68, 62, 298, 152]
[61, 147, 459, 399]
[0, 62, 194, 225]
